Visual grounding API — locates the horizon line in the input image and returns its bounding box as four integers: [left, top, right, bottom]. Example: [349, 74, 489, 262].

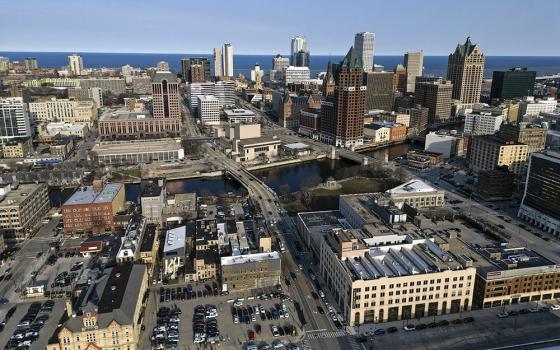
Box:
[1, 50, 559, 58]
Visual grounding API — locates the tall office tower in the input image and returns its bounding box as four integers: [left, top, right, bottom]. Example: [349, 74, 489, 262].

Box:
[0, 97, 31, 143]
[354, 32, 375, 72]
[322, 62, 336, 96]
[291, 36, 307, 65]
[392, 64, 407, 92]
[404, 51, 424, 93]
[364, 71, 394, 111]
[320, 47, 366, 148]
[156, 61, 170, 72]
[68, 54, 84, 76]
[447, 36, 485, 104]
[414, 79, 453, 123]
[213, 48, 222, 78]
[250, 63, 264, 88]
[399, 105, 429, 135]
[294, 50, 310, 67]
[519, 151, 560, 235]
[222, 43, 234, 77]
[491, 68, 537, 100]
[151, 72, 181, 118]
[271, 54, 290, 81]
[180, 58, 210, 83]
[498, 123, 547, 153]
[24, 57, 38, 70]
[0, 57, 9, 73]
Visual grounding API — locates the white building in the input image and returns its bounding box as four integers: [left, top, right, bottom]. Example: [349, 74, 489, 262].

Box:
[163, 226, 186, 280]
[363, 124, 390, 143]
[354, 32, 375, 72]
[197, 95, 221, 125]
[463, 111, 503, 135]
[224, 109, 256, 123]
[68, 54, 84, 76]
[284, 66, 311, 84]
[250, 63, 264, 86]
[425, 131, 463, 158]
[0, 97, 32, 144]
[188, 81, 236, 109]
[386, 179, 445, 208]
[222, 43, 234, 77]
[291, 36, 307, 65]
[519, 96, 557, 118]
[232, 137, 281, 162]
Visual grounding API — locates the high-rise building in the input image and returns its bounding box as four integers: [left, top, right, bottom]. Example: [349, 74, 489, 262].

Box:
[322, 62, 336, 97]
[156, 61, 170, 72]
[467, 135, 528, 174]
[392, 64, 407, 92]
[68, 54, 84, 76]
[291, 36, 307, 65]
[213, 48, 222, 78]
[399, 105, 429, 136]
[498, 123, 547, 153]
[197, 95, 221, 125]
[222, 43, 234, 77]
[463, 111, 503, 136]
[151, 71, 181, 118]
[447, 37, 485, 105]
[294, 50, 310, 67]
[519, 96, 557, 120]
[0, 57, 9, 73]
[404, 51, 423, 93]
[181, 57, 210, 83]
[491, 68, 536, 100]
[319, 47, 366, 148]
[24, 57, 38, 70]
[364, 71, 394, 112]
[284, 66, 310, 84]
[519, 151, 560, 235]
[354, 32, 375, 72]
[271, 54, 289, 81]
[250, 63, 264, 88]
[0, 97, 31, 144]
[414, 79, 453, 123]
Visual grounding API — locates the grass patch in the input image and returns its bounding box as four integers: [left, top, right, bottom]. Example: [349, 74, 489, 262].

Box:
[311, 177, 402, 197]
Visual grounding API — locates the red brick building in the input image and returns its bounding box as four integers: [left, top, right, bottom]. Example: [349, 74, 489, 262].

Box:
[62, 181, 126, 235]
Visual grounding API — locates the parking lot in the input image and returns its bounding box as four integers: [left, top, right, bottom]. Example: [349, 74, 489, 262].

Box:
[142, 282, 303, 350]
[34, 253, 89, 298]
[0, 300, 66, 350]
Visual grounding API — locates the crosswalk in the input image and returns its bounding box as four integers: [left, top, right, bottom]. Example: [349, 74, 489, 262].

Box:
[346, 337, 363, 350]
[305, 330, 347, 339]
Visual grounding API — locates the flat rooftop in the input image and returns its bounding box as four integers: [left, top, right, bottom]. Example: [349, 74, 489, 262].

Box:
[198, 95, 219, 102]
[238, 137, 281, 147]
[283, 142, 310, 150]
[140, 223, 157, 252]
[100, 109, 156, 121]
[298, 210, 346, 229]
[387, 180, 439, 195]
[0, 183, 45, 207]
[224, 109, 255, 117]
[63, 183, 123, 206]
[164, 226, 186, 253]
[93, 139, 183, 155]
[221, 251, 281, 266]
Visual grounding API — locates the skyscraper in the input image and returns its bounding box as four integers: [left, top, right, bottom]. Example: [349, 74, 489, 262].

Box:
[151, 72, 181, 118]
[320, 47, 366, 148]
[404, 51, 424, 93]
[213, 48, 222, 78]
[271, 54, 289, 81]
[364, 71, 394, 112]
[294, 50, 310, 67]
[222, 43, 234, 77]
[322, 61, 336, 97]
[68, 54, 84, 76]
[0, 97, 31, 144]
[414, 79, 453, 123]
[447, 37, 485, 104]
[291, 36, 307, 66]
[24, 57, 38, 70]
[519, 151, 560, 235]
[181, 58, 210, 83]
[354, 32, 375, 72]
[490, 68, 536, 100]
[392, 65, 407, 92]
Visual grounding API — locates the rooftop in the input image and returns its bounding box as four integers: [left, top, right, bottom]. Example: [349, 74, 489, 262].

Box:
[164, 226, 186, 253]
[283, 142, 310, 150]
[100, 109, 155, 121]
[152, 71, 177, 83]
[197, 95, 219, 102]
[221, 251, 281, 266]
[224, 109, 255, 117]
[298, 210, 346, 229]
[92, 139, 183, 155]
[63, 183, 123, 206]
[140, 223, 157, 252]
[238, 137, 281, 147]
[387, 180, 438, 195]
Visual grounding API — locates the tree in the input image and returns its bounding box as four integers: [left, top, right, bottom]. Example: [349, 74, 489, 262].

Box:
[278, 184, 291, 197]
[393, 167, 409, 182]
[300, 175, 322, 189]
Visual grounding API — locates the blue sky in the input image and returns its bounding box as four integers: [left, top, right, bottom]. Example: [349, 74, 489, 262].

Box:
[1, 0, 558, 56]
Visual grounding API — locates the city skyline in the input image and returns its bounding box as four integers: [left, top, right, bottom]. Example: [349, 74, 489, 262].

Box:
[1, 0, 558, 56]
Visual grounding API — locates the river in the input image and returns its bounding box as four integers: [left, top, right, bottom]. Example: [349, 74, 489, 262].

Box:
[49, 143, 414, 207]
